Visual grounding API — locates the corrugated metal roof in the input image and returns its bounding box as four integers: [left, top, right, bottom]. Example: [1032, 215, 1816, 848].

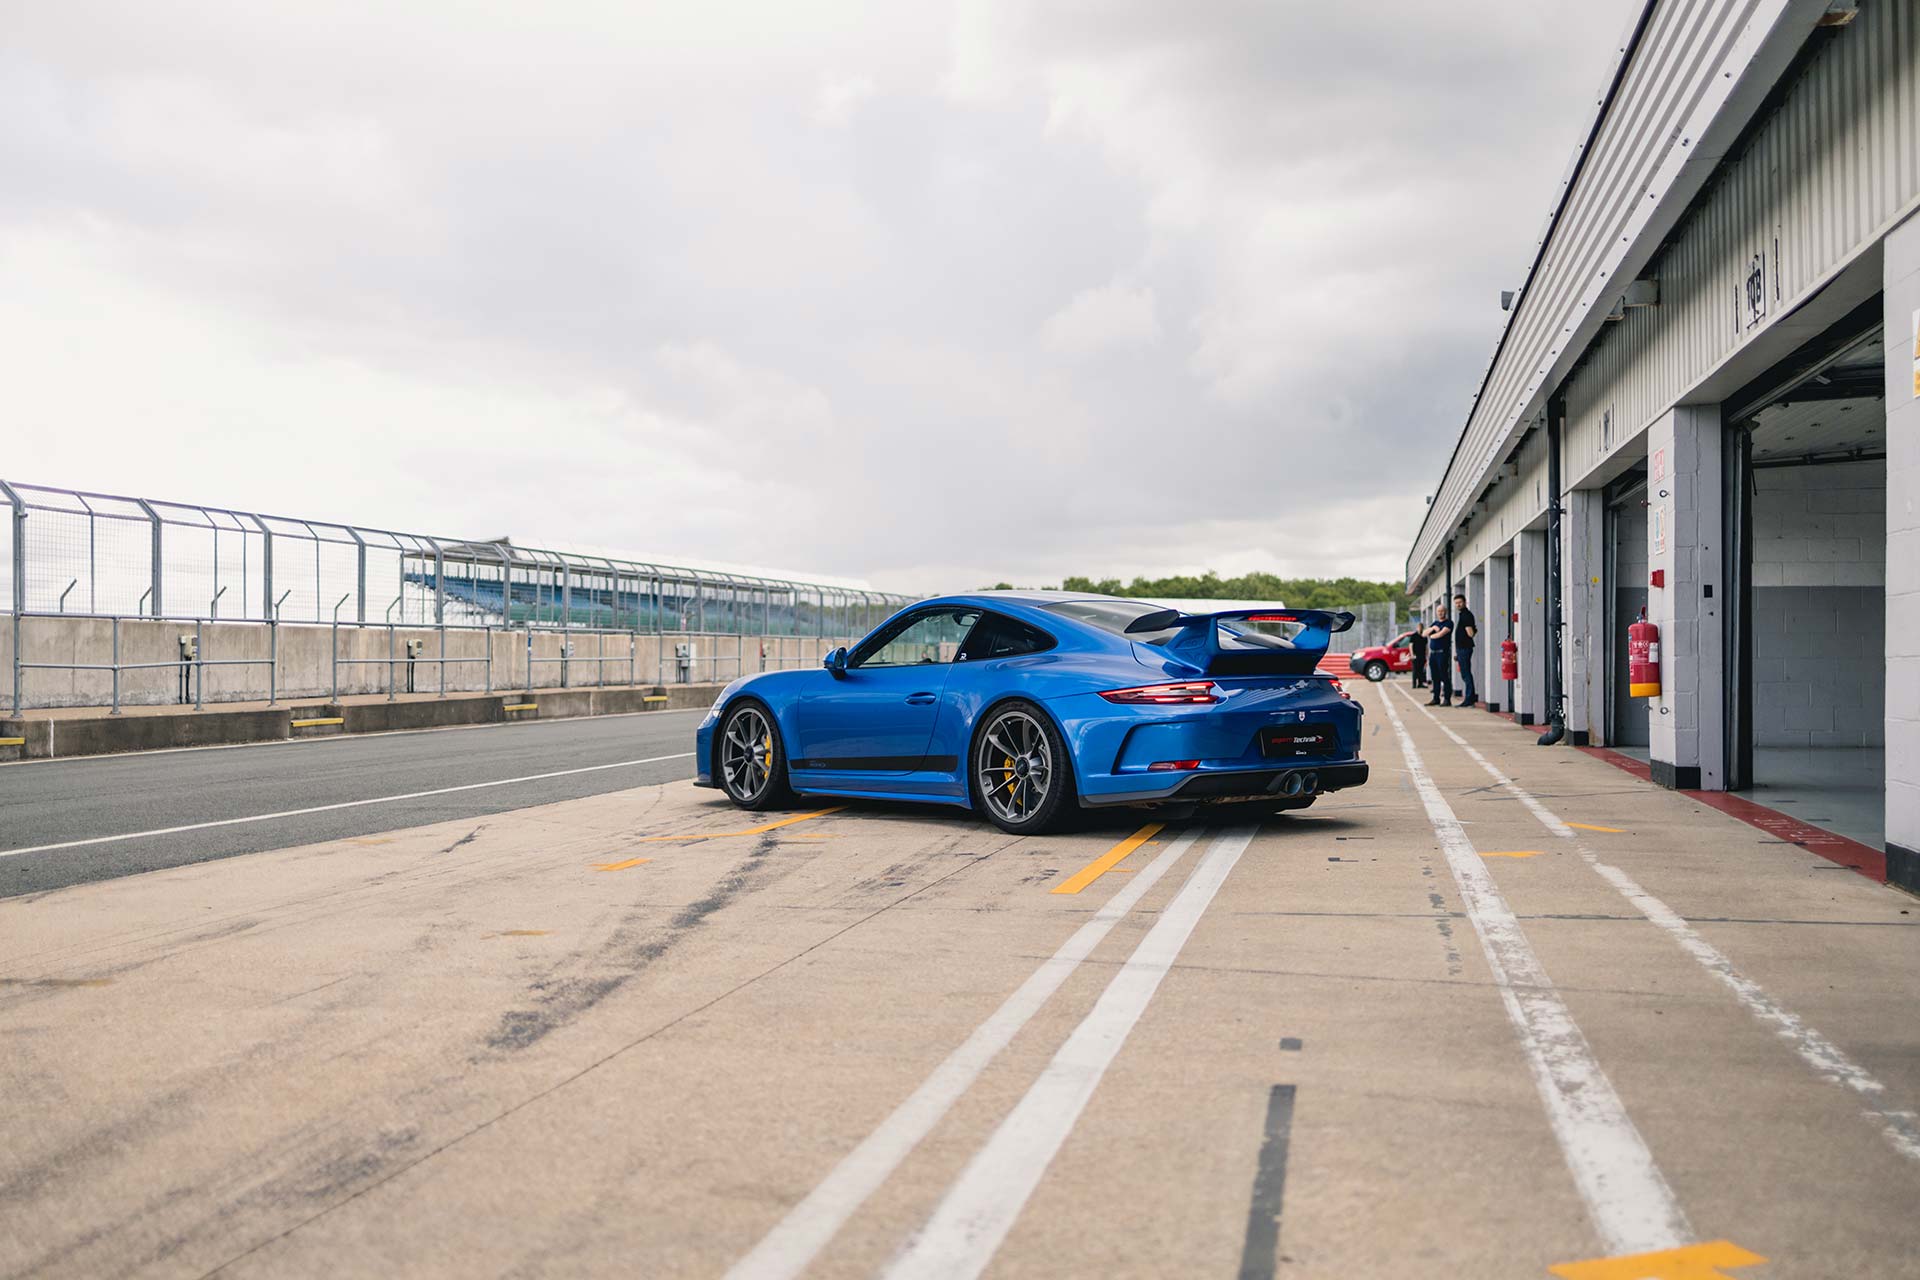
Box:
[1407, 0, 1829, 588]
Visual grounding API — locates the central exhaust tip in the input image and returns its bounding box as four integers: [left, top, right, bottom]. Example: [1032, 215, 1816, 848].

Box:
[1280, 772, 1305, 797]
[1301, 771, 1319, 794]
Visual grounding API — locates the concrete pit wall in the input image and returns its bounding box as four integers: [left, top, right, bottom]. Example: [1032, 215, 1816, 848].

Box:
[1, 618, 862, 710]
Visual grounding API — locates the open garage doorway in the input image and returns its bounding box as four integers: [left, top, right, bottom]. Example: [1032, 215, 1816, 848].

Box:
[1605, 470, 1650, 755]
[1727, 322, 1885, 847]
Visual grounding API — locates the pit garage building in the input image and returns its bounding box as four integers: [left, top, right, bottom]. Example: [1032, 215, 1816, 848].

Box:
[1405, 1, 1920, 892]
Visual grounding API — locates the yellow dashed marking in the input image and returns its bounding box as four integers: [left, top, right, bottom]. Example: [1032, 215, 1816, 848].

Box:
[1567, 823, 1627, 833]
[1052, 824, 1164, 895]
[504, 703, 538, 712]
[0, 737, 26, 747]
[642, 695, 670, 702]
[1549, 1239, 1766, 1279]
[639, 806, 846, 842]
[290, 717, 344, 728]
[1482, 850, 1544, 859]
[594, 857, 652, 872]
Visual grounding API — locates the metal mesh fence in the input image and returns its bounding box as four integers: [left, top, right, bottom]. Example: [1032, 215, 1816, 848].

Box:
[1, 479, 915, 635]
[1324, 600, 1402, 653]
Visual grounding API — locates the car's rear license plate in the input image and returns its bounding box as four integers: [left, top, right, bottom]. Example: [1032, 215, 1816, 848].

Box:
[1260, 722, 1338, 757]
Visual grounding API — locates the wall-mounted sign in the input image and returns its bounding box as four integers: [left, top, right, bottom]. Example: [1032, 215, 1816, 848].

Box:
[1652, 506, 1667, 557]
[1651, 447, 1666, 485]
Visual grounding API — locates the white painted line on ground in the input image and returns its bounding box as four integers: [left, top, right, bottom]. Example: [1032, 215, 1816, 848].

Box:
[1393, 683, 1920, 1165]
[0, 753, 695, 860]
[724, 828, 1206, 1280]
[1375, 685, 1690, 1256]
[881, 826, 1258, 1280]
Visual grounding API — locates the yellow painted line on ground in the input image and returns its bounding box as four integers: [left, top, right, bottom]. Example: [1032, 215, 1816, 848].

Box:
[1481, 850, 1544, 859]
[642, 695, 670, 702]
[1051, 823, 1165, 895]
[1549, 1239, 1765, 1279]
[1567, 822, 1627, 833]
[290, 717, 344, 728]
[0, 737, 25, 747]
[638, 806, 847, 842]
[594, 857, 652, 871]
[503, 703, 538, 712]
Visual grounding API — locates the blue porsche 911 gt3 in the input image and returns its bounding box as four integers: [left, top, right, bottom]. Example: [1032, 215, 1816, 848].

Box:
[694, 591, 1368, 834]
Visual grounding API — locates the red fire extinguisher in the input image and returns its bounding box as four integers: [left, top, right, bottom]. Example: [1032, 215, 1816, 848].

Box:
[1628, 607, 1661, 698]
[1500, 636, 1518, 682]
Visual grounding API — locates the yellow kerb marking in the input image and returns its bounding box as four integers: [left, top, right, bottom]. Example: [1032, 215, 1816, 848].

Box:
[0, 737, 25, 747]
[1482, 850, 1544, 859]
[291, 717, 344, 728]
[1549, 1239, 1766, 1279]
[1567, 822, 1627, 833]
[1052, 823, 1165, 895]
[642, 695, 670, 702]
[639, 806, 846, 842]
[594, 857, 652, 871]
[504, 703, 538, 712]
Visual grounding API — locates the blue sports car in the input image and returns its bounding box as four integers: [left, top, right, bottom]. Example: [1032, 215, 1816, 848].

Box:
[694, 592, 1368, 834]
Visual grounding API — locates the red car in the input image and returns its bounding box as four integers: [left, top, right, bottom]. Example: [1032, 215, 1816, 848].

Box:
[1348, 630, 1419, 682]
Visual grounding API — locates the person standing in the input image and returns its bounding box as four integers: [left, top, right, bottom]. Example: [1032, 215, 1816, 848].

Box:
[1424, 606, 1453, 705]
[1452, 591, 1479, 709]
[1409, 621, 1428, 689]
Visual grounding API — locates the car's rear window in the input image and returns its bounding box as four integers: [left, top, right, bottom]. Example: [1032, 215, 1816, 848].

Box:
[1042, 599, 1178, 645]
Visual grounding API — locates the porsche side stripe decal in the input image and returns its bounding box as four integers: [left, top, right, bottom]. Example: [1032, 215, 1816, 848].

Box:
[791, 755, 960, 773]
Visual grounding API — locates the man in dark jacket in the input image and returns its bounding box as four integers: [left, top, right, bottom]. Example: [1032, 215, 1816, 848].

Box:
[1424, 606, 1453, 705]
[1410, 623, 1428, 689]
[1452, 592, 1479, 709]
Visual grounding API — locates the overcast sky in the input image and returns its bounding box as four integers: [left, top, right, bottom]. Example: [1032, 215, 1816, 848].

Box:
[4, 0, 1639, 592]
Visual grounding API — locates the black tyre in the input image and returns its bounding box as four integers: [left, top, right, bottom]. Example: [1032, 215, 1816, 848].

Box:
[717, 700, 794, 810]
[971, 700, 1074, 835]
[1363, 660, 1389, 682]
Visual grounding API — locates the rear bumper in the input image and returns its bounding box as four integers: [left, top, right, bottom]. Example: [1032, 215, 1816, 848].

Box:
[1079, 760, 1369, 807]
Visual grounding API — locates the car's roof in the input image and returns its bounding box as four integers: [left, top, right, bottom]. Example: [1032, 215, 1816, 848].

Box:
[953, 590, 1129, 604]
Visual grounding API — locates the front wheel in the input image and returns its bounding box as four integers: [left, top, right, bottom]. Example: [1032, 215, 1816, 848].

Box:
[971, 700, 1073, 835]
[717, 700, 794, 810]
[1364, 660, 1389, 682]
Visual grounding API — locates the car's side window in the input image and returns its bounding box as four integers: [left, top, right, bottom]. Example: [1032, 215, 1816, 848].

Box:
[957, 612, 1056, 661]
[851, 609, 982, 669]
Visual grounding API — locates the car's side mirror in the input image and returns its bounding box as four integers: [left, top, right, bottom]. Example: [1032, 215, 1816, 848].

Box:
[823, 646, 849, 677]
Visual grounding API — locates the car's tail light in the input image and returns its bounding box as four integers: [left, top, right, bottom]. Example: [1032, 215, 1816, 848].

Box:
[1330, 677, 1353, 700]
[1098, 681, 1222, 705]
[1148, 759, 1201, 772]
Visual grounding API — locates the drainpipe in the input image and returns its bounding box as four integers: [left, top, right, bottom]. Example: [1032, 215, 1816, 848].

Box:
[1538, 399, 1567, 746]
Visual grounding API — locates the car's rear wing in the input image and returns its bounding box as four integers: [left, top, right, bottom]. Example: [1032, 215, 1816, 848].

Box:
[1129, 608, 1356, 677]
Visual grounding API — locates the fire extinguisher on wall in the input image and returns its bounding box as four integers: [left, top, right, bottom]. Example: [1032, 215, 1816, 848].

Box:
[1500, 635, 1518, 683]
[1628, 606, 1661, 698]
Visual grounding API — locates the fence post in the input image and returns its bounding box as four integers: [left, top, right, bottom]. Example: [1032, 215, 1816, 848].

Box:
[135, 498, 163, 617]
[2, 480, 24, 715]
[194, 616, 204, 710]
[331, 594, 349, 699]
[111, 615, 121, 715]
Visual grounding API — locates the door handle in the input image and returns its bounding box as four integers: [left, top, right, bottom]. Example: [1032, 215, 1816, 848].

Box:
[905, 693, 937, 705]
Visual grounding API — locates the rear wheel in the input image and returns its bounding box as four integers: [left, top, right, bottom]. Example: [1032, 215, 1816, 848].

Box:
[718, 700, 794, 810]
[972, 700, 1072, 835]
[1363, 660, 1389, 682]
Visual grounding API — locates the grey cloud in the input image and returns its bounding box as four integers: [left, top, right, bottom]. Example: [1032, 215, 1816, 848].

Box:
[2, 0, 1638, 592]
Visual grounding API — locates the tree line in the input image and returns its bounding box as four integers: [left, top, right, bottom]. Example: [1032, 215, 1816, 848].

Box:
[983, 573, 1413, 614]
